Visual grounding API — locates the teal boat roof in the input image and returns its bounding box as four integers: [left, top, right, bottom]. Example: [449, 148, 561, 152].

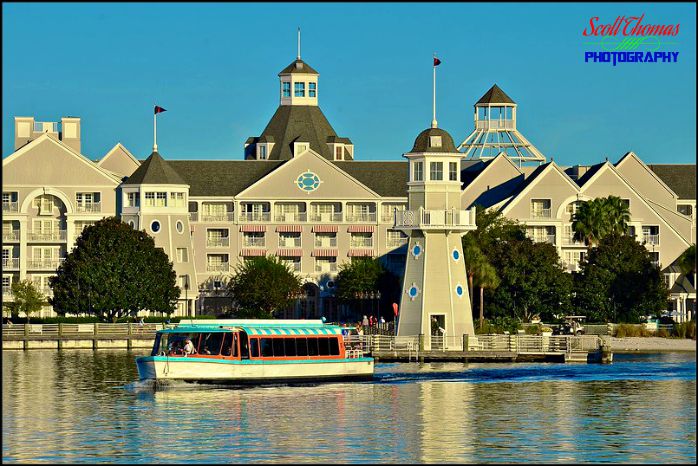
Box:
[160, 319, 346, 336]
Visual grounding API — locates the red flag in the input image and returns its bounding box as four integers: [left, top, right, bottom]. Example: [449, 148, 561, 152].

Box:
[154, 105, 167, 114]
[392, 302, 399, 317]
[433, 57, 441, 66]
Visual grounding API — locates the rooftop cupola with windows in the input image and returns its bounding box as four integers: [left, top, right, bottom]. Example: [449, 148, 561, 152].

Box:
[278, 59, 319, 107]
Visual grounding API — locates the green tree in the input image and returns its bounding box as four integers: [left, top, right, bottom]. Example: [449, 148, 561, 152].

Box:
[575, 233, 668, 323]
[4, 280, 48, 321]
[572, 196, 631, 246]
[462, 233, 485, 309]
[50, 217, 180, 321]
[604, 195, 631, 235]
[473, 260, 500, 329]
[335, 258, 400, 319]
[227, 256, 302, 319]
[676, 244, 696, 275]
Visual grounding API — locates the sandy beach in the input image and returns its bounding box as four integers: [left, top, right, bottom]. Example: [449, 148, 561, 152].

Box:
[610, 337, 696, 353]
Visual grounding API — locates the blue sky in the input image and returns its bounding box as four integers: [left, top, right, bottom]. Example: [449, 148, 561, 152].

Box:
[2, 2, 695, 165]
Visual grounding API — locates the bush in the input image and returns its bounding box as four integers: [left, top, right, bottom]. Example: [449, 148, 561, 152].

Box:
[673, 321, 696, 339]
[476, 317, 521, 335]
[525, 324, 542, 335]
[614, 323, 653, 337]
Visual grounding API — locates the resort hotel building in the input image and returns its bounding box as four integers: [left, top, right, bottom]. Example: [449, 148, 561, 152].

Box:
[2, 53, 696, 323]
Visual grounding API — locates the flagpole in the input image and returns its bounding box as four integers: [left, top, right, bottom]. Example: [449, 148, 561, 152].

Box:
[153, 107, 158, 152]
[432, 54, 437, 129]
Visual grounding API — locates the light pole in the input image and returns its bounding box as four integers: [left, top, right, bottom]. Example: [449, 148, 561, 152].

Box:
[185, 279, 190, 317]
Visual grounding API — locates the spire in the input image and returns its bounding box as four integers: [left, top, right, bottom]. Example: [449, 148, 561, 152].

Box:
[297, 27, 301, 60]
[432, 54, 441, 129]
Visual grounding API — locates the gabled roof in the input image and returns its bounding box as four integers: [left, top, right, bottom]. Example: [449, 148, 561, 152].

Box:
[249, 105, 345, 161]
[670, 274, 696, 295]
[476, 84, 516, 105]
[167, 160, 285, 196]
[278, 59, 319, 75]
[124, 151, 188, 185]
[574, 162, 606, 187]
[647, 164, 697, 200]
[333, 161, 408, 197]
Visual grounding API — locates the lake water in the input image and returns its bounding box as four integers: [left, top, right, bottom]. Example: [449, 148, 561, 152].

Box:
[2, 350, 695, 463]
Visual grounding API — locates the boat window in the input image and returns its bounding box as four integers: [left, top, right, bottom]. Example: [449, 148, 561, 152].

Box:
[221, 333, 233, 357]
[296, 337, 308, 356]
[166, 334, 188, 355]
[250, 338, 259, 358]
[307, 337, 319, 356]
[329, 337, 340, 356]
[151, 333, 163, 356]
[201, 333, 224, 355]
[240, 332, 249, 359]
[260, 338, 273, 357]
[318, 337, 330, 356]
[272, 338, 285, 357]
[284, 338, 296, 357]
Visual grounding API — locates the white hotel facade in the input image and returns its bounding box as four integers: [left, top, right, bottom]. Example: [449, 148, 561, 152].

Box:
[2, 55, 696, 322]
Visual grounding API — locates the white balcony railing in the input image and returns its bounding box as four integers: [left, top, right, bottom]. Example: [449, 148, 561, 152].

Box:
[206, 262, 230, 273]
[76, 202, 101, 213]
[350, 239, 374, 248]
[279, 237, 302, 248]
[643, 234, 660, 245]
[206, 237, 230, 248]
[3, 230, 19, 241]
[27, 258, 65, 269]
[561, 236, 585, 246]
[314, 238, 338, 248]
[530, 208, 552, 219]
[243, 237, 266, 248]
[309, 213, 343, 222]
[2, 202, 18, 213]
[27, 230, 67, 242]
[476, 119, 515, 130]
[386, 238, 409, 248]
[201, 212, 235, 222]
[239, 212, 271, 222]
[531, 234, 555, 245]
[315, 263, 338, 273]
[274, 212, 307, 222]
[283, 261, 302, 272]
[345, 212, 376, 223]
[2, 259, 19, 269]
[394, 208, 476, 230]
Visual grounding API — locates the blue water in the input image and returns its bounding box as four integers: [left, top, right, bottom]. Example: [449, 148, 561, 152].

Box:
[2, 351, 696, 463]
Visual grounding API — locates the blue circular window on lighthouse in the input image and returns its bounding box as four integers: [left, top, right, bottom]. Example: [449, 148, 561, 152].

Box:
[411, 244, 422, 258]
[452, 249, 460, 261]
[296, 171, 321, 193]
[455, 285, 464, 297]
[408, 284, 420, 299]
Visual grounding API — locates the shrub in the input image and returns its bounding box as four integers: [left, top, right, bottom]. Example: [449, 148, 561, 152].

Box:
[614, 323, 653, 337]
[673, 321, 696, 339]
[525, 324, 542, 335]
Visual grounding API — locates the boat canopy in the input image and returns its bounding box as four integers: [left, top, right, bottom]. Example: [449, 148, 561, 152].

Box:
[159, 319, 344, 336]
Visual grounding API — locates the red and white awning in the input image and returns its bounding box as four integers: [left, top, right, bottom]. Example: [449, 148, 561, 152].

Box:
[277, 248, 303, 257]
[276, 225, 303, 233]
[312, 248, 338, 257]
[347, 225, 374, 233]
[241, 248, 267, 256]
[312, 225, 338, 233]
[348, 249, 374, 257]
[240, 225, 267, 232]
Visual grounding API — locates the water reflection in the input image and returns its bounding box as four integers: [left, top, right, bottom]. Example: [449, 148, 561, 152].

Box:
[2, 351, 696, 463]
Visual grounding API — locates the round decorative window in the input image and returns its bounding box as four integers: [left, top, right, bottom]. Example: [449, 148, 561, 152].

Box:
[327, 280, 335, 289]
[150, 220, 161, 233]
[452, 249, 460, 261]
[176, 220, 184, 234]
[407, 283, 420, 300]
[411, 243, 422, 259]
[296, 171, 322, 193]
[455, 284, 464, 297]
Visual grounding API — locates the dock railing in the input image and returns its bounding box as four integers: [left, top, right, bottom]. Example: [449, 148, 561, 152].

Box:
[2, 322, 166, 339]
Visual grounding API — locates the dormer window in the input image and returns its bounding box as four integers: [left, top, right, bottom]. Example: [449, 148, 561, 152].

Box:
[294, 142, 309, 156]
[294, 82, 305, 97]
[282, 82, 291, 98]
[335, 145, 343, 160]
[430, 136, 442, 148]
[309, 82, 317, 98]
[259, 145, 267, 160]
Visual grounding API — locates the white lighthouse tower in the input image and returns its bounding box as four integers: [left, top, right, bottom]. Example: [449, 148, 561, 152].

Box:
[394, 125, 477, 349]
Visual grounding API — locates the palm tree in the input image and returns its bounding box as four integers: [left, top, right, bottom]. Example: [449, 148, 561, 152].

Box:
[572, 198, 609, 246]
[604, 195, 631, 235]
[462, 233, 485, 309]
[677, 244, 696, 275]
[473, 261, 500, 329]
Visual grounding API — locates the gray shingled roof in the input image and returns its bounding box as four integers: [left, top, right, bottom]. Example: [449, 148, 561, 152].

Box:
[278, 59, 319, 75]
[333, 162, 408, 197]
[124, 151, 187, 185]
[670, 274, 696, 294]
[167, 160, 285, 196]
[476, 84, 516, 105]
[647, 164, 696, 199]
[410, 127, 458, 153]
[247, 105, 350, 161]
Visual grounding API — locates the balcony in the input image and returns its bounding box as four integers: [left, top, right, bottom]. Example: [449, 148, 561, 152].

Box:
[530, 209, 552, 219]
[2, 202, 18, 213]
[239, 212, 271, 223]
[274, 212, 307, 222]
[309, 213, 343, 222]
[346, 212, 376, 223]
[350, 239, 374, 248]
[27, 230, 67, 242]
[76, 202, 101, 213]
[561, 236, 585, 246]
[243, 237, 266, 248]
[314, 238, 337, 248]
[282, 261, 302, 272]
[315, 263, 338, 273]
[643, 234, 660, 245]
[206, 263, 230, 273]
[27, 258, 65, 270]
[2, 259, 19, 269]
[394, 208, 476, 231]
[386, 238, 409, 248]
[201, 212, 235, 222]
[531, 235, 555, 245]
[3, 230, 19, 242]
[206, 237, 230, 248]
[279, 237, 302, 248]
[2, 286, 11, 299]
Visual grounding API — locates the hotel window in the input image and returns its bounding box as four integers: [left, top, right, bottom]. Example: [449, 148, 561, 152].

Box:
[282, 81, 291, 97]
[170, 192, 185, 207]
[155, 192, 167, 207]
[531, 199, 551, 218]
[279, 256, 301, 272]
[125, 192, 139, 207]
[243, 232, 265, 247]
[144, 192, 155, 207]
[2, 276, 10, 291]
[33, 195, 55, 215]
[309, 82, 316, 97]
[259, 145, 267, 160]
[207, 254, 229, 272]
[350, 232, 373, 248]
[382, 204, 406, 222]
[176, 248, 188, 263]
[314, 232, 337, 248]
[76, 192, 99, 208]
[315, 257, 337, 273]
[413, 161, 423, 181]
[449, 162, 458, 181]
[649, 251, 660, 267]
[429, 162, 443, 181]
[207, 229, 229, 247]
[294, 82, 305, 97]
[178, 275, 190, 290]
[677, 204, 693, 216]
[335, 146, 343, 160]
[387, 229, 408, 246]
[279, 232, 301, 248]
[75, 221, 95, 236]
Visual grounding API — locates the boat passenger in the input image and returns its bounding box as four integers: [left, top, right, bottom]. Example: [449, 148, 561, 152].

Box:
[183, 338, 197, 356]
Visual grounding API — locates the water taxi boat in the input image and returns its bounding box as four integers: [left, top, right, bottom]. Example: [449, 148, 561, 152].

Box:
[135, 319, 374, 384]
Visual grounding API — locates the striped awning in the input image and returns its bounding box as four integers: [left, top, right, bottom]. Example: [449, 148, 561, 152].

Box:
[312, 225, 338, 233]
[348, 249, 374, 257]
[241, 248, 267, 256]
[276, 225, 303, 233]
[312, 248, 338, 257]
[277, 248, 302, 257]
[347, 225, 374, 233]
[241, 326, 342, 336]
[240, 225, 267, 232]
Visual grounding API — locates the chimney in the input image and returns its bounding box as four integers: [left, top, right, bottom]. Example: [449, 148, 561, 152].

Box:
[14, 117, 35, 150]
[61, 117, 81, 153]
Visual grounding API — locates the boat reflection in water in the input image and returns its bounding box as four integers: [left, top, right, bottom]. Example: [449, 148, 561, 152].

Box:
[135, 319, 374, 385]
